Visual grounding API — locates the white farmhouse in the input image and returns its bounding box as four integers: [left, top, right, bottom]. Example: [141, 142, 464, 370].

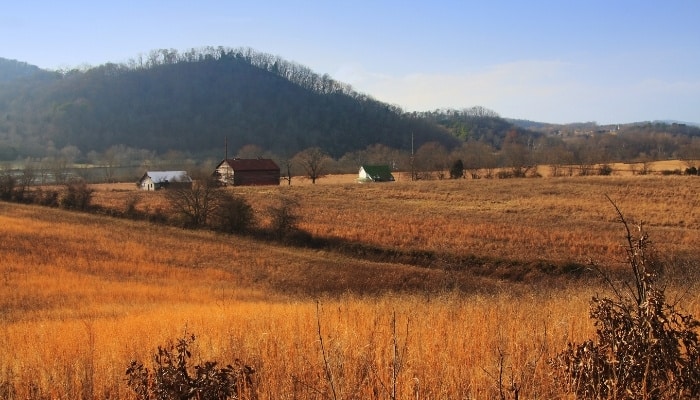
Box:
[138, 171, 192, 191]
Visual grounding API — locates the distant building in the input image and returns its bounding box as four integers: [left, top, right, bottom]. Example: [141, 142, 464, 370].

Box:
[214, 158, 280, 186]
[138, 171, 192, 191]
[358, 165, 395, 183]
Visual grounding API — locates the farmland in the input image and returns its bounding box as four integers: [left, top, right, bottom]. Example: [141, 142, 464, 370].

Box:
[1, 172, 699, 398]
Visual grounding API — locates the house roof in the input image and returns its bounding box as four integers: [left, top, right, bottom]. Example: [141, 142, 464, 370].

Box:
[360, 165, 395, 181]
[141, 171, 192, 183]
[220, 158, 280, 171]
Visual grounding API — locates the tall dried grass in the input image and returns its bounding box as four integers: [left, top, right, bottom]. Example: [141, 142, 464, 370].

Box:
[222, 175, 699, 267]
[2, 174, 698, 398]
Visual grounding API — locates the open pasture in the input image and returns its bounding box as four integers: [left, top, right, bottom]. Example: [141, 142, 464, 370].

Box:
[94, 173, 700, 271]
[1, 173, 699, 398]
[279, 175, 699, 268]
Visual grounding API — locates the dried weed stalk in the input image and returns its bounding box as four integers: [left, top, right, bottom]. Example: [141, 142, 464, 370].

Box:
[551, 196, 700, 399]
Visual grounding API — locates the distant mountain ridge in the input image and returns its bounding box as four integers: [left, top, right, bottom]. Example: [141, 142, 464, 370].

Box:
[0, 49, 460, 160]
[0, 58, 49, 82]
[507, 118, 700, 131]
[656, 120, 700, 128]
[1, 49, 698, 166]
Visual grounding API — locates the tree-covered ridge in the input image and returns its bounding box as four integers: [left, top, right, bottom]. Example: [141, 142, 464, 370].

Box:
[0, 57, 50, 83]
[1, 47, 699, 173]
[0, 47, 457, 160]
[417, 106, 543, 149]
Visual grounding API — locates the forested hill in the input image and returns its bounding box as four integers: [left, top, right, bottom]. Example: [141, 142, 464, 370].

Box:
[0, 48, 459, 160]
[0, 58, 52, 83]
[418, 107, 542, 149]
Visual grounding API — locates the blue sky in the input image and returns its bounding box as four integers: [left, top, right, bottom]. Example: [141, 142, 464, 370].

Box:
[2, 1, 698, 124]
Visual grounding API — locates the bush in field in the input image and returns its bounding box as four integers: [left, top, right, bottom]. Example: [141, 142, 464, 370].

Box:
[266, 195, 300, 239]
[551, 199, 700, 399]
[0, 170, 15, 201]
[124, 193, 143, 219]
[450, 159, 464, 179]
[165, 178, 255, 232]
[59, 179, 94, 210]
[211, 193, 256, 233]
[126, 334, 256, 400]
[31, 187, 60, 207]
[598, 163, 614, 175]
[165, 178, 222, 228]
[0, 166, 33, 202]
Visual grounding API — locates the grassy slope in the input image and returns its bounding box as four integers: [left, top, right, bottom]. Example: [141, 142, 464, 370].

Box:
[2, 174, 699, 398]
[90, 174, 700, 282]
[226, 175, 699, 268]
[1, 201, 591, 398]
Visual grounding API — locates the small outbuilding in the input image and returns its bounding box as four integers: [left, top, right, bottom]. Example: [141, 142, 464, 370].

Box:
[214, 158, 280, 186]
[358, 165, 395, 183]
[138, 171, 193, 191]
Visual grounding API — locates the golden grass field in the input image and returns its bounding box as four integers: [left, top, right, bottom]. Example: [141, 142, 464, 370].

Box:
[1, 166, 699, 399]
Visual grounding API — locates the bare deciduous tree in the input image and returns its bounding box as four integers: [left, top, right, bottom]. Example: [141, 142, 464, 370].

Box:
[165, 178, 223, 228]
[414, 142, 449, 180]
[0, 164, 15, 201]
[279, 157, 294, 186]
[452, 141, 498, 179]
[294, 147, 330, 184]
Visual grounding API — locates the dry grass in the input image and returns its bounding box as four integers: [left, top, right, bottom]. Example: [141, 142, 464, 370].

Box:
[2, 171, 699, 398]
[93, 174, 700, 269]
[222, 174, 700, 269]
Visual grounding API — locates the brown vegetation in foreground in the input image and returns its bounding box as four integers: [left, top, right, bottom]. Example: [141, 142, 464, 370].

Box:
[1, 174, 699, 398]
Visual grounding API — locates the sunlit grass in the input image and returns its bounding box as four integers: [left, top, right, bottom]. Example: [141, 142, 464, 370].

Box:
[2, 173, 699, 398]
[226, 175, 700, 266]
[0, 287, 597, 399]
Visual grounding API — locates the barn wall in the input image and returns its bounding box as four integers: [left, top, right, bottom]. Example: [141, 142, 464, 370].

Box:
[233, 170, 280, 186]
[216, 164, 234, 185]
[168, 181, 193, 190]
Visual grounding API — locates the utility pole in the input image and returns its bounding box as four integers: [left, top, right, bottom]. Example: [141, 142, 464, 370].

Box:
[410, 132, 415, 181]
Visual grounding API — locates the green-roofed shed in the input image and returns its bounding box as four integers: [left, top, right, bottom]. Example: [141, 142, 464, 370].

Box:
[358, 165, 395, 183]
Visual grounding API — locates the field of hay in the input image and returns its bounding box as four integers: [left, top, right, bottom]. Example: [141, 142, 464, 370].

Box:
[1, 172, 699, 399]
[94, 172, 700, 271]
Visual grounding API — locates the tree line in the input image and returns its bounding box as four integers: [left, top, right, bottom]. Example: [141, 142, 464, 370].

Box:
[2, 126, 699, 188]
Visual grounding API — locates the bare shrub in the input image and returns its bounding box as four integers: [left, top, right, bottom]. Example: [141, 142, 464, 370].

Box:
[165, 178, 222, 228]
[267, 195, 300, 238]
[0, 169, 15, 201]
[126, 334, 256, 400]
[598, 163, 614, 176]
[0, 164, 36, 203]
[59, 180, 94, 211]
[450, 159, 464, 179]
[496, 170, 514, 179]
[210, 193, 256, 234]
[551, 198, 700, 399]
[124, 193, 142, 219]
[31, 187, 60, 207]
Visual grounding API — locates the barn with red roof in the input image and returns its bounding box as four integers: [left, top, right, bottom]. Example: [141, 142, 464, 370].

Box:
[213, 158, 280, 186]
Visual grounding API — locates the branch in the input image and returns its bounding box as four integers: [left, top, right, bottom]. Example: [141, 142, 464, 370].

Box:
[605, 194, 644, 305]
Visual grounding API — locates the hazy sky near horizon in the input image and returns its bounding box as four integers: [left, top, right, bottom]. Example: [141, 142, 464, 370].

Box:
[2, 1, 698, 124]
